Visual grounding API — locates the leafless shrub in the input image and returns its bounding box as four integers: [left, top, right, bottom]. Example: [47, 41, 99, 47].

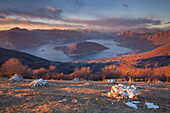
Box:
[0, 58, 27, 77]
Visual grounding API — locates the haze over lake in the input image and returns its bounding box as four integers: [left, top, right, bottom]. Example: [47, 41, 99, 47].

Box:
[20, 39, 131, 62]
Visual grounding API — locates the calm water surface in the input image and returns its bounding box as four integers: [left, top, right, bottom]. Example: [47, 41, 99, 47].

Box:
[20, 39, 132, 62]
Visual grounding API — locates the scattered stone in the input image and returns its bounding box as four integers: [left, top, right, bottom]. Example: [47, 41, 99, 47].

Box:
[145, 102, 159, 109]
[155, 80, 164, 83]
[8, 74, 24, 82]
[131, 101, 141, 104]
[30, 78, 49, 87]
[84, 82, 92, 86]
[58, 99, 67, 103]
[125, 102, 138, 109]
[107, 84, 139, 99]
[105, 79, 116, 83]
[73, 78, 80, 81]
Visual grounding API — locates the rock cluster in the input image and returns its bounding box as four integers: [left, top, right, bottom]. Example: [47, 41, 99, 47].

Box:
[105, 79, 116, 83]
[73, 78, 80, 81]
[8, 74, 24, 82]
[108, 84, 139, 99]
[30, 78, 49, 87]
[84, 82, 93, 86]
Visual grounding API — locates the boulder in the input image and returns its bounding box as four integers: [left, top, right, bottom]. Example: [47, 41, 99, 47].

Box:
[73, 78, 80, 81]
[30, 78, 49, 87]
[105, 79, 116, 83]
[8, 74, 24, 82]
[108, 84, 139, 99]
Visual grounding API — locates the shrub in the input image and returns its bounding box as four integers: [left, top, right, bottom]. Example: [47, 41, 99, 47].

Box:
[70, 67, 92, 80]
[0, 58, 27, 77]
[102, 65, 120, 79]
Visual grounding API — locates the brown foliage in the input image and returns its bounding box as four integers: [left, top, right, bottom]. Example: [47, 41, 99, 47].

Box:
[70, 67, 92, 80]
[0, 58, 27, 77]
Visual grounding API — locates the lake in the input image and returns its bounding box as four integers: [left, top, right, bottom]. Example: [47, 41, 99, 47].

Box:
[20, 39, 132, 62]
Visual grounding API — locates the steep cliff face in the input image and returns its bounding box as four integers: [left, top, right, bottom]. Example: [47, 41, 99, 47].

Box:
[115, 30, 170, 53]
[140, 30, 170, 45]
[54, 42, 109, 56]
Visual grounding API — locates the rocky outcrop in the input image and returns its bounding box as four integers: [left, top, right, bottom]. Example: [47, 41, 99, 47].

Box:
[115, 30, 170, 53]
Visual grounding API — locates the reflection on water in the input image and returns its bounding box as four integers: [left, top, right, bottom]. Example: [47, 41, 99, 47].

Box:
[20, 39, 132, 62]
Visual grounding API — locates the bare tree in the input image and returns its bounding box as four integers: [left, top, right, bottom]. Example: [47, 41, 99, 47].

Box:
[1, 58, 26, 77]
[71, 67, 92, 80]
[122, 52, 138, 84]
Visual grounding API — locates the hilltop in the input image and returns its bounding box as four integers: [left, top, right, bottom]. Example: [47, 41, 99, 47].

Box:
[54, 42, 109, 56]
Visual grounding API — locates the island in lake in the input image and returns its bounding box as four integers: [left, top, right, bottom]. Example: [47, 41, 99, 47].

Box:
[54, 42, 109, 56]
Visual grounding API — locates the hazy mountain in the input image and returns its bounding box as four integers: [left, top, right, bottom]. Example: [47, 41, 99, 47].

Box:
[0, 27, 98, 50]
[32, 29, 85, 43]
[54, 42, 109, 56]
[0, 27, 44, 49]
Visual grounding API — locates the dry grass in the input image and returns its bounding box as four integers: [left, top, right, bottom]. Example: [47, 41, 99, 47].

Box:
[0, 78, 170, 113]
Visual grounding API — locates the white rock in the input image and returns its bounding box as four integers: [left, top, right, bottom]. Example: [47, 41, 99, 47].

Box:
[30, 78, 49, 87]
[155, 80, 164, 83]
[84, 82, 92, 86]
[105, 79, 116, 83]
[131, 101, 141, 104]
[109, 84, 139, 99]
[125, 102, 138, 109]
[73, 78, 80, 81]
[58, 98, 67, 103]
[145, 102, 159, 109]
[9, 74, 24, 82]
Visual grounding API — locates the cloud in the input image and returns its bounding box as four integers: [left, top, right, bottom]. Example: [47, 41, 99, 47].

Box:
[1, 6, 63, 20]
[46, 6, 57, 12]
[65, 17, 161, 28]
[123, 3, 128, 7]
[0, 13, 5, 18]
[0, 17, 85, 29]
[0, 0, 63, 20]
[165, 22, 170, 24]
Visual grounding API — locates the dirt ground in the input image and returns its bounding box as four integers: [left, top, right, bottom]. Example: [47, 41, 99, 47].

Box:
[0, 78, 169, 113]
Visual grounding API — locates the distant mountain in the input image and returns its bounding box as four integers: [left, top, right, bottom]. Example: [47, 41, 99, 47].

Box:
[32, 29, 85, 43]
[115, 30, 170, 53]
[0, 27, 44, 49]
[0, 27, 87, 50]
[54, 42, 109, 56]
[140, 30, 170, 45]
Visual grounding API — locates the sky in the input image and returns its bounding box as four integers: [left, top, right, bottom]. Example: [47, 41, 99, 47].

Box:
[0, 0, 170, 31]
